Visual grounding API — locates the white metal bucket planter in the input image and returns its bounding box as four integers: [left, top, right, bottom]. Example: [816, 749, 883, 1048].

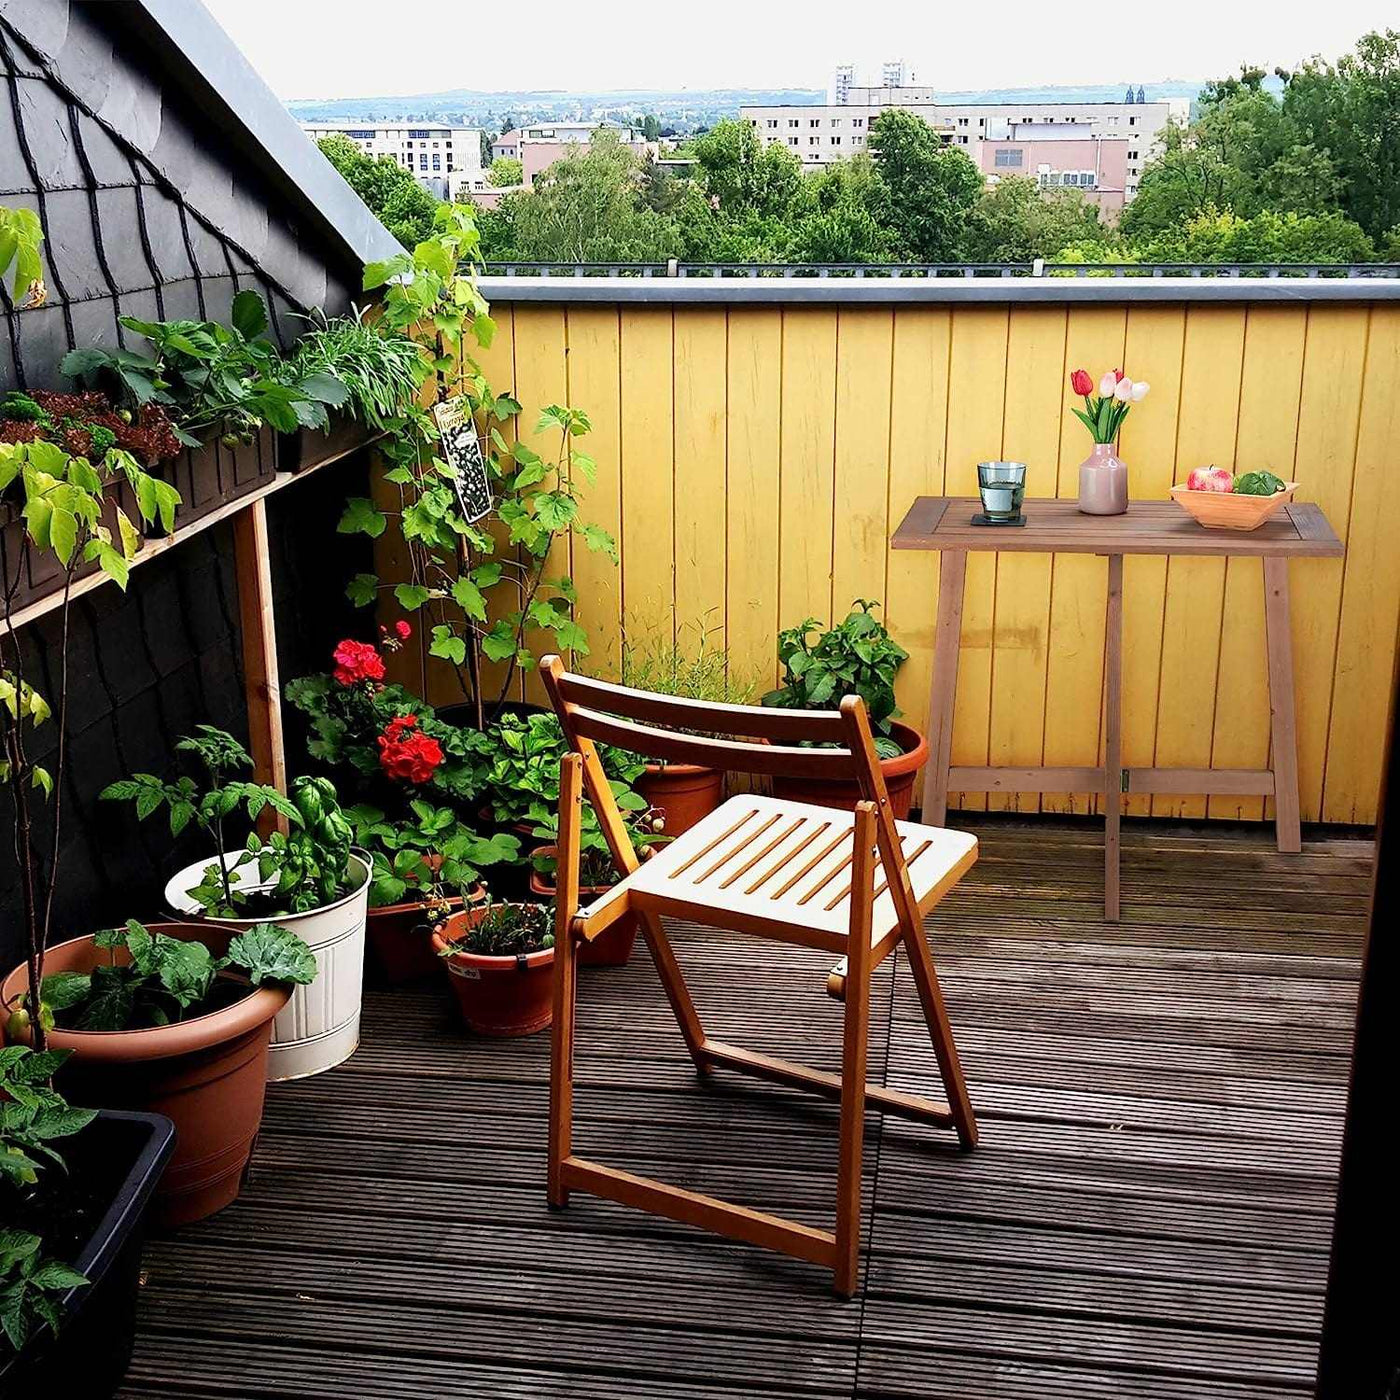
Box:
[163, 851, 371, 1081]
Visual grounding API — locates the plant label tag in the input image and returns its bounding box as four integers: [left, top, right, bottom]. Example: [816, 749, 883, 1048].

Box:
[454, 965, 481, 980]
[433, 396, 492, 523]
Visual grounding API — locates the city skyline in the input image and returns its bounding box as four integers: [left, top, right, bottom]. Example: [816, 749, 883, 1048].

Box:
[202, 0, 1395, 103]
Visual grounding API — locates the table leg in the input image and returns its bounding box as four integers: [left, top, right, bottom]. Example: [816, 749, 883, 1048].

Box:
[923, 550, 967, 827]
[1103, 554, 1124, 922]
[1263, 557, 1302, 854]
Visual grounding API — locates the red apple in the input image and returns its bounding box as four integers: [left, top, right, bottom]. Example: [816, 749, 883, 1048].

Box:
[1186, 466, 1234, 492]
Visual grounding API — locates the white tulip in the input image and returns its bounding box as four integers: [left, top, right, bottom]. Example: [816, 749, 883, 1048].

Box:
[1114, 378, 1134, 402]
[1099, 372, 1117, 397]
[1131, 380, 1150, 401]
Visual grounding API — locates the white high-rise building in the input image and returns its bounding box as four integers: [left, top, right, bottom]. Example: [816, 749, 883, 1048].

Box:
[301, 122, 487, 200]
[830, 60, 917, 105]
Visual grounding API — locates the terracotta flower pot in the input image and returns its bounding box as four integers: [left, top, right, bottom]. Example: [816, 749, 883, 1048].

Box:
[0, 923, 289, 1226]
[771, 720, 929, 820]
[634, 762, 723, 837]
[432, 906, 555, 1036]
[366, 883, 484, 984]
[528, 845, 637, 967]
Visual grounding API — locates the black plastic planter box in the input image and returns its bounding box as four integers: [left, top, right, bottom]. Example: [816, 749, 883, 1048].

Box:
[158, 425, 278, 530]
[1, 1109, 176, 1400]
[279, 412, 381, 474]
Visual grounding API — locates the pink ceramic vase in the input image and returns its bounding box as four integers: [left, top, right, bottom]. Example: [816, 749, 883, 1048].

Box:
[1078, 442, 1128, 515]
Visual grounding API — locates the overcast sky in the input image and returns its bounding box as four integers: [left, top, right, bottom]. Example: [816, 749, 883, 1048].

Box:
[201, 0, 1394, 100]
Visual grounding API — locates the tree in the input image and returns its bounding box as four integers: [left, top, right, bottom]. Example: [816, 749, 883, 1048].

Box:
[505, 131, 680, 262]
[690, 120, 805, 221]
[317, 134, 439, 249]
[963, 177, 1105, 262]
[866, 110, 983, 261]
[641, 114, 662, 142]
[488, 157, 524, 188]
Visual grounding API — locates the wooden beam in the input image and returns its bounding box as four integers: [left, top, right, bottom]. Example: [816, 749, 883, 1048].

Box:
[1103, 554, 1124, 922]
[232, 498, 287, 833]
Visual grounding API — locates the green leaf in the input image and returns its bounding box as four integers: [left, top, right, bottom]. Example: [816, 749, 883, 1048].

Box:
[226, 924, 318, 986]
[299, 372, 351, 407]
[345, 573, 378, 607]
[38, 971, 90, 1011]
[481, 621, 517, 663]
[429, 625, 466, 667]
[338, 497, 387, 538]
[449, 575, 486, 621]
[580, 523, 617, 561]
[230, 290, 269, 341]
[394, 583, 433, 612]
[154, 936, 216, 1007]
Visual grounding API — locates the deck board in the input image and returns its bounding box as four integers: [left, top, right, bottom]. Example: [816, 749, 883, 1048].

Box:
[116, 816, 1365, 1399]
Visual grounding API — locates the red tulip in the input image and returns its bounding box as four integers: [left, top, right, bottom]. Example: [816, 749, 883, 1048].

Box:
[1070, 369, 1093, 397]
[1113, 368, 1126, 382]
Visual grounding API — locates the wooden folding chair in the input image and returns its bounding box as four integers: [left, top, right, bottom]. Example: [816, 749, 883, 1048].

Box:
[539, 655, 979, 1297]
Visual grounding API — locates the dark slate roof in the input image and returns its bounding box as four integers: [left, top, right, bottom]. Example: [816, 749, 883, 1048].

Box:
[0, 0, 401, 387]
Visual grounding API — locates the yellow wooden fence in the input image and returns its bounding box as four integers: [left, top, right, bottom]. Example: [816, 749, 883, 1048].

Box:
[405, 288, 1400, 827]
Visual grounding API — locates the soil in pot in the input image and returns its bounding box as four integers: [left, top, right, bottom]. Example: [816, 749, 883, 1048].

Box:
[2, 923, 289, 1226]
[634, 762, 723, 837]
[528, 845, 636, 967]
[0, 1110, 175, 1400]
[432, 904, 554, 1036]
[771, 720, 930, 820]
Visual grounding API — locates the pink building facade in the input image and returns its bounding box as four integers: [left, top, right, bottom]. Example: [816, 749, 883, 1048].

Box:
[976, 131, 1129, 218]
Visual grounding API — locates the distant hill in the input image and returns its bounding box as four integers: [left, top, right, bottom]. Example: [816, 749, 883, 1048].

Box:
[286, 79, 1213, 132]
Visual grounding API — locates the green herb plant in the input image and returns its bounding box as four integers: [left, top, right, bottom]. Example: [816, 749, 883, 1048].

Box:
[527, 796, 666, 889]
[289, 306, 426, 431]
[2, 429, 179, 1050]
[61, 291, 350, 446]
[439, 900, 553, 958]
[482, 711, 645, 827]
[0, 1045, 94, 1353]
[762, 600, 909, 759]
[100, 729, 354, 917]
[336, 203, 617, 728]
[346, 799, 520, 909]
[31, 920, 317, 1033]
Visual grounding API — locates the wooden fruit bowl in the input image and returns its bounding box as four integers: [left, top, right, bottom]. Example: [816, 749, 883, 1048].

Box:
[1170, 482, 1299, 531]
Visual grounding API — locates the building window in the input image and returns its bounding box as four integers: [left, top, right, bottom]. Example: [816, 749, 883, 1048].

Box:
[1128, 150, 1139, 160]
[809, 136, 820, 145]
[831, 118, 842, 128]
[432, 154, 441, 169]
[810, 118, 821, 127]
[831, 136, 842, 145]
[789, 118, 799, 127]
[767, 119, 778, 129]
[409, 128, 430, 139]
[994, 148, 1024, 168]
[1129, 116, 1137, 126]
[789, 136, 798, 146]
[344, 129, 376, 140]
[419, 154, 427, 169]
[958, 117, 968, 126]
[958, 135, 968, 144]
[853, 117, 864, 128]
[852, 135, 864, 147]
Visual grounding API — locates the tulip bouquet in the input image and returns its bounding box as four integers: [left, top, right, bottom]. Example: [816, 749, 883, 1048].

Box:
[1069, 368, 1149, 444]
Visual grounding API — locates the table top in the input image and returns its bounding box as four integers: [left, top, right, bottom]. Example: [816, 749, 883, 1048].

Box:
[892, 497, 1344, 558]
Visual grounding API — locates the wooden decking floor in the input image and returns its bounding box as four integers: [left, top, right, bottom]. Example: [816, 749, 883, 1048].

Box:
[117, 815, 1370, 1399]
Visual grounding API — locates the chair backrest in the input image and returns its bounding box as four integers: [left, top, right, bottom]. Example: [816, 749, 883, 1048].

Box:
[540, 657, 889, 785]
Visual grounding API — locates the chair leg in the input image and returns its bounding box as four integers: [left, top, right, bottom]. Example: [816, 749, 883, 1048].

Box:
[902, 917, 977, 1149]
[548, 755, 584, 1208]
[834, 805, 876, 1297]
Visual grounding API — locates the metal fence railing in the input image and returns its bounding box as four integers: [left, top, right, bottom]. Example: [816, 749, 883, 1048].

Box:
[482, 261, 1400, 281]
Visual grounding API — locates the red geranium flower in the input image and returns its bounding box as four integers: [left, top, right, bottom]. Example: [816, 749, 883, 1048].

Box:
[377, 713, 443, 785]
[332, 638, 386, 686]
[395, 620, 412, 639]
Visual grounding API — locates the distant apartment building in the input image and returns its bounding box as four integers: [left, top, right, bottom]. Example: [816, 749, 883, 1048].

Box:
[741, 92, 1187, 202]
[978, 125, 1130, 217]
[301, 121, 486, 200]
[487, 121, 652, 191]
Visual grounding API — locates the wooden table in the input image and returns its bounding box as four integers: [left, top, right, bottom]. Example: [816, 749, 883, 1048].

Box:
[892, 497, 1344, 919]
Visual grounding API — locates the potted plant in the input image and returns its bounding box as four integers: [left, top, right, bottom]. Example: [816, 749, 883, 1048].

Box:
[3, 426, 178, 1087]
[61, 291, 351, 527]
[614, 620, 757, 835]
[3, 918, 314, 1228]
[1067, 367, 1150, 516]
[432, 900, 555, 1036]
[101, 728, 371, 1081]
[337, 205, 618, 731]
[281, 306, 424, 472]
[762, 600, 928, 819]
[526, 796, 665, 967]
[347, 798, 520, 982]
[285, 627, 496, 812]
[0, 1044, 175, 1397]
